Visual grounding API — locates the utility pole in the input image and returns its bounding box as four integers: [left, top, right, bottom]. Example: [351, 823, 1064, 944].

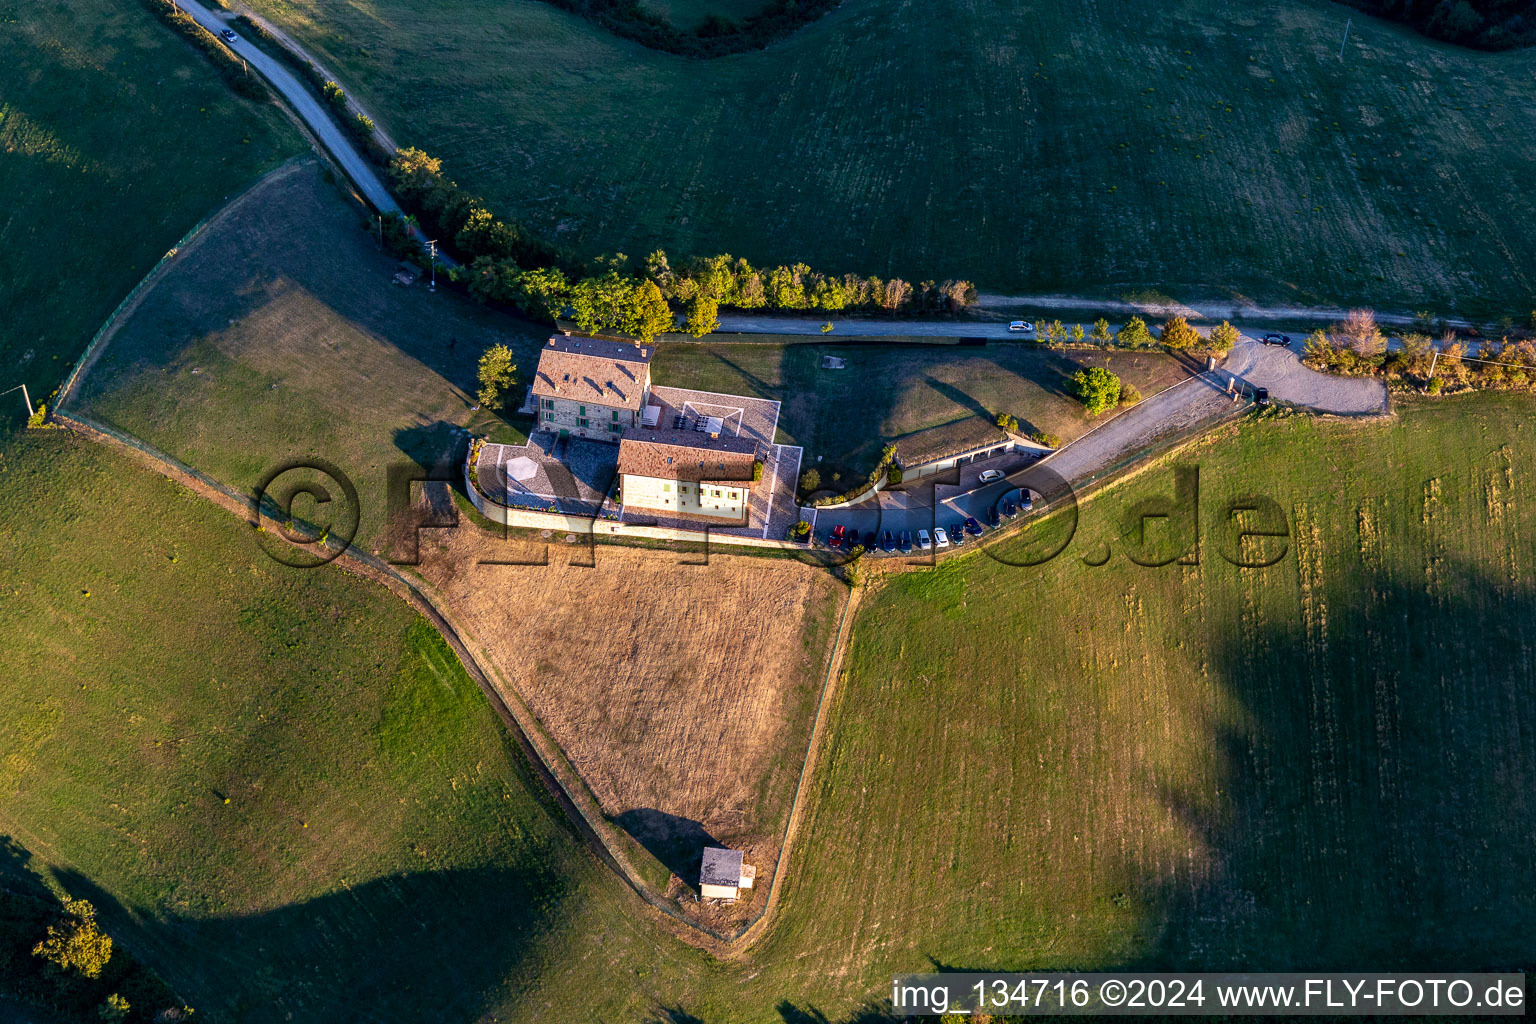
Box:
[427, 239, 437, 291]
[376, 214, 383, 247]
[1426, 349, 1439, 389]
[3, 383, 35, 419]
[1338, 18, 1351, 60]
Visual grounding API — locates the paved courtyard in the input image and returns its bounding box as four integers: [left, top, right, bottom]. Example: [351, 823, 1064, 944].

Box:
[476, 433, 618, 516]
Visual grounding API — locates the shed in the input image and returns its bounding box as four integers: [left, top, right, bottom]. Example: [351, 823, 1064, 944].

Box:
[699, 847, 751, 900]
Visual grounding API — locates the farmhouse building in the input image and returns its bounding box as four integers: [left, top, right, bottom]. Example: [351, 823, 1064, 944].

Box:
[530, 334, 653, 442]
[618, 427, 759, 524]
[699, 846, 756, 901]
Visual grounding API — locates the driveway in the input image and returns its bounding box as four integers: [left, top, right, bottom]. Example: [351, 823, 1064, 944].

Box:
[1223, 339, 1389, 415]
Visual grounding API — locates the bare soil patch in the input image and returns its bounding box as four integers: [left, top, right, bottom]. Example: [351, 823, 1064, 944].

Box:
[416, 525, 844, 924]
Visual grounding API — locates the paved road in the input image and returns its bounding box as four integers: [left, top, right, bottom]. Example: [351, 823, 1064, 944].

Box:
[811, 338, 1387, 553]
[974, 292, 1480, 330]
[177, 0, 400, 215]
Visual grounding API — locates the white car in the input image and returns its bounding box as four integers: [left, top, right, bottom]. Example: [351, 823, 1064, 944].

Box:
[917, 529, 932, 551]
[978, 469, 1005, 484]
[1008, 321, 1034, 333]
[933, 527, 950, 548]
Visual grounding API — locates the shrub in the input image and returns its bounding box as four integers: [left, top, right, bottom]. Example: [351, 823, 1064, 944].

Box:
[820, 321, 834, 334]
[799, 468, 821, 493]
[789, 519, 812, 540]
[354, 112, 376, 136]
[143, 0, 268, 100]
[886, 466, 903, 485]
[1427, 377, 1444, 394]
[995, 411, 1019, 432]
[33, 898, 113, 979]
[843, 560, 865, 588]
[1069, 366, 1123, 415]
[98, 993, 131, 1022]
[1209, 320, 1241, 353]
[752, 459, 764, 482]
[1160, 315, 1200, 350]
[322, 80, 346, 110]
[1119, 383, 1142, 406]
[1030, 431, 1062, 449]
[27, 401, 47, 428]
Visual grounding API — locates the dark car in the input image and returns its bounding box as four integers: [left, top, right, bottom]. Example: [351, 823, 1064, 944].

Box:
[827, 524, 845, 549]
[950, 521, 966, 546]
[863, 530, 877, 550]
[1255, 387, 1271, 407]
[1019, 488, 1035, 511]
[899, 530, 913, 553]
[220, 28, 238, 42]
[1004, 500, 1018, 519]
[986, 505, 1001, 528]
[964, 516, 983, 537]
[881, 529, 896, 552]
[1262, 333, 1292, 347]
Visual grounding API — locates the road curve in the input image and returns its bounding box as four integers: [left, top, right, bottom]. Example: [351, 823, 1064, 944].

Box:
[175, 0, 401, 216]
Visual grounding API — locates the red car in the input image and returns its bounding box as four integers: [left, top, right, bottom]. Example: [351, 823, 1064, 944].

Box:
[828, 524, 846, 549]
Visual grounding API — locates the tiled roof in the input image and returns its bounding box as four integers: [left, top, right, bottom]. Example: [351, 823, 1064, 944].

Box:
[617, 427, 758, 482]
[529, 334, 653, 411]
[700, 847, 744, 888]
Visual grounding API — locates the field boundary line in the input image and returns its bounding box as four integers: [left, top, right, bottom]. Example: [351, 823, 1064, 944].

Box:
[730, 581, 860, 953]
[54, 157, 313, 412]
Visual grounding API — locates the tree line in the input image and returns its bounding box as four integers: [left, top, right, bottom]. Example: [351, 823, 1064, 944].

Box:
[386, 148, 977, 342]
[534, 0, 845, 58]
[1303, 308, 1536, 392]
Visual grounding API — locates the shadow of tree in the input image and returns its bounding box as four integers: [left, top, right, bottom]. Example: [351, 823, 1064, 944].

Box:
[48, 861, 569, 1024]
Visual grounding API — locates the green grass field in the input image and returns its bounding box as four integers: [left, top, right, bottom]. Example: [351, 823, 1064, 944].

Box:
[6, 391, 1533, 1020]
[0, 0, 300, 405]
[244, 0, 1536, 316]
[655, 340, 1188, 476]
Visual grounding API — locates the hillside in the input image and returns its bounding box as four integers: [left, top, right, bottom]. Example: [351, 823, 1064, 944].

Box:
[243, 0, 1536, 315]
[0, 0, 300, 403]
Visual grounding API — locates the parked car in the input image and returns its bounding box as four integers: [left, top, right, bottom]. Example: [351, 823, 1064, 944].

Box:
[951, 522, 966, 545]
[1261, 333, 1292, 347]
[986, 505, 1001, 528]
[1008, 321, 1034, 334]
[1003, 500, 1018, 519]
[964, 516, 983, 537]
[917, 529, 932, 551]
[979, 469, 1005, 484]
[863, 530, 877, 550]
[934, 527, 950, 548]
[881, 529, 896, 552]
[1255, 387, 1271, 407]
[899, 530, 913, 553]
[220, 28, 239, 42]
[1019, 488, 1034, 511]
[827, 524, 845, 549]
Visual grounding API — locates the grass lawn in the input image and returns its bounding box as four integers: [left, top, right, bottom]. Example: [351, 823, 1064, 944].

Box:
[0, 0, 300, 405]
[654, 340, 1188, 477]
[72, 160, 549, 550]
[243, 0, 1536, 316]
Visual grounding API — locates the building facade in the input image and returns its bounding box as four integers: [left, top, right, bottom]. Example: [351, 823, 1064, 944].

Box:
[529, 335, 653, 442]
[617, 428, 759, 525]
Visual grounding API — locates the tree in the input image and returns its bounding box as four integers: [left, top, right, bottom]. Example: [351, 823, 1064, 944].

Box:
[99, 994, 131, 1023]
[1091, 317, 1112, 343]
[1209, 320, 1241, 353]
[623, 279, 674, 342]
[389, 147, 444, 200]
[995, 411, 1019, 432]
[683, 294, 719, 337]
[1160, 315, 1200, 350]
[513, 266, 570, 321]
[1335, 307, 1386, 356]
[568, 270, 633, 334]
[1117, 315, 1154, 348]
[799, 468, 821, 493]
[1120, 383, 1142, 405]
[476, 344, 517, 410]
[1070, 323, 1085, 343]
[33, 898, 113, 979]
[1069, 366, 1123, 415]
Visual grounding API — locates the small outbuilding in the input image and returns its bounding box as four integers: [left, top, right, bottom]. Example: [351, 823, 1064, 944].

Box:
[699, 846, 756, 901]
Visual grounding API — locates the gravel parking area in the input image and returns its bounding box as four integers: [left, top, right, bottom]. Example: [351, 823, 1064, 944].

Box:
[1226, 339, 1389, 415]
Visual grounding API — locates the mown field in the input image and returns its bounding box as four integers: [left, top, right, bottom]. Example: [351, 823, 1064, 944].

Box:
[72, 161, 548, 550]
[655, 340, 1188, 476]
[0, 0, 299, 406]
[5, 391, 1533, 1020]
[0, 428, 718, 1021]
[243, 0, 1536, 315]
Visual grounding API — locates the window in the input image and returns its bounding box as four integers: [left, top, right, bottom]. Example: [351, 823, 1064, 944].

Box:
[611, 410, 619, 421]
[712, 489, 721, 497]
[578, 418, 589, 428]
[663, 484, 671, 493]
[578, 405, 586, 416]
[542, 410, 552, 422]
[541, 398, 554, 410]
[609, 423, 622, 433]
